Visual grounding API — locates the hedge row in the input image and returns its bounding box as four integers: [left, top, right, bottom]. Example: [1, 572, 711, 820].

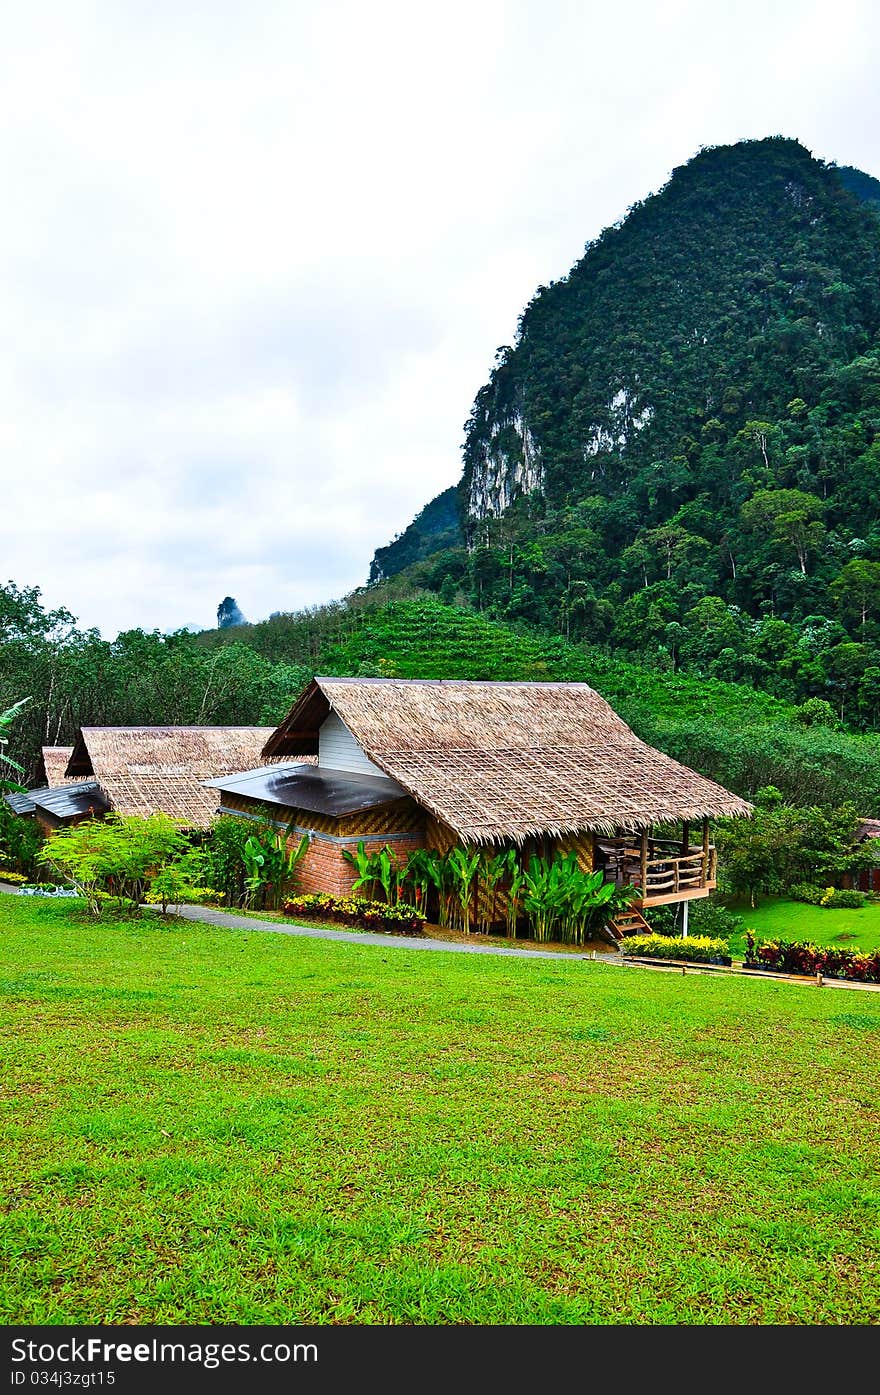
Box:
[282, 893, 426, 935]
[622, 934, 732, 965]
[744, 935, 880, 981]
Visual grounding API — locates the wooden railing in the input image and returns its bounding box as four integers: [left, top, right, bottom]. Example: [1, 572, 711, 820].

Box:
[597, 836, 717, 905]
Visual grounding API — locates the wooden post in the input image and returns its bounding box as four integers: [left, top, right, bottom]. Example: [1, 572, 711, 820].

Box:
[681, 821, 690, 855]
[640, 828, 648, 901]
[701, 818, 710, 886]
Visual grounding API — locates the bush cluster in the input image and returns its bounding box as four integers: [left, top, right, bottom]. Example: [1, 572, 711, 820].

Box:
[790, 883, 868, 908]
[820, 887, 868, 908]
[283, 893, 426, 936]
[0, 869, 28, 885]
[622, 934, 732, 965]
[744, 934, 880, 981]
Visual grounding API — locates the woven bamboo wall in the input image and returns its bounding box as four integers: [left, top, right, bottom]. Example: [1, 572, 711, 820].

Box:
[336, 799, 425, 838]
[555, 831, 595, 872]
[426, 814, 457, 856]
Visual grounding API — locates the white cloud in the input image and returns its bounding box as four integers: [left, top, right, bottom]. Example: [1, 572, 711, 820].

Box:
[1, 0, 878, 634]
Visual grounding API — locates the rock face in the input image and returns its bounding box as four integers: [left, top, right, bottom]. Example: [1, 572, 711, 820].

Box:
[370, 137, 880, 580]
[456, 138, 880, 535]
[217, 597, 247, 629]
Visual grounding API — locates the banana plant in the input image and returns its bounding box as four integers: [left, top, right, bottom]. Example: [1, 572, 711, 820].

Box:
[503, 847, 525, 939]
[374, 845, 397, 905]
[447, 845, 481, 933]
[422, 849, 456, 927]
[243, 823, 310, 909]
[478, 850, 508, 934]
[0, 698, 30, 794]
[401, 847, 438, 915]
[342, 840, 380, 900]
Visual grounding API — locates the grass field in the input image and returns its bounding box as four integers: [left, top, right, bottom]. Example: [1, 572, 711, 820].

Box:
[1, 897, 879, 1325]
[728, 897, 880, 958]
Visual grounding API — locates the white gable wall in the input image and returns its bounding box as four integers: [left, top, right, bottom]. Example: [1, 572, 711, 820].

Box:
[318, 710, 386, 777]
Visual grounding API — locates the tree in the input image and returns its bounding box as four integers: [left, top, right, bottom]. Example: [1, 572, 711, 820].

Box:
[831, 559, 880, 631]
[0, 699, 30, 793]
[37, 813, 189, 916]
[741, 489, 826, 574]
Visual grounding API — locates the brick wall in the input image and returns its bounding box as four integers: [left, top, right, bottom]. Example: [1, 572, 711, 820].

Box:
[296, 834, 426, 898]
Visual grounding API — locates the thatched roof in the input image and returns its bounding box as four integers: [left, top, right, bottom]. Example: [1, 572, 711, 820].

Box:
[262, 677, 753, 842]
[67, 727, 280, 829]
[857, 818, 880, 847]
[39, 746, 82, 787]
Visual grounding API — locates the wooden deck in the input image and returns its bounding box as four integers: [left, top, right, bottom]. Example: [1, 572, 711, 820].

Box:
[596, 832, 718, 908]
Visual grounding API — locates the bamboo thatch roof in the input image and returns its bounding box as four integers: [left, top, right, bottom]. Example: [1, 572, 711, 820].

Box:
[261, 678, 753, 842]
[66, 727, 281, 829]
[39, 746, 82, 787]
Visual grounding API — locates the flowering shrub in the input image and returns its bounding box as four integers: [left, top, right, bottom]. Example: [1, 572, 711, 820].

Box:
[622, 934, 732, 965]
[791, 884, 867, 908]
[282, 893, 425, 935]
[819, 887, 866, 909]
[0, 869, 28, 885]
[744, 933, 880, 982]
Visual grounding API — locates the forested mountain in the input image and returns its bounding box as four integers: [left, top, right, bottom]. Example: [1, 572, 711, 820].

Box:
[369, 487, 462, 584]
[371, 139, 880, 717]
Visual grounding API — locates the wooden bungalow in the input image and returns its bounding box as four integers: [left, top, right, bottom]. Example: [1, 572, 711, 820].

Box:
[2, 727, 278, 834]
[37, 746, 83, 788]
[2, 746, 100, 832]
[850, 819, 880, 894]
[208, 677, 752, 925]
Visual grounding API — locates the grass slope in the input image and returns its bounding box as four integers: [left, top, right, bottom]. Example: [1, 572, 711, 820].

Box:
[730, 896, 880, 957]
[1, 899, 879, 1325]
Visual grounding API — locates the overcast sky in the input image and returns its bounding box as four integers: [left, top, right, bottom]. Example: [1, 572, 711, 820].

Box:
[2, 0, 878, 637]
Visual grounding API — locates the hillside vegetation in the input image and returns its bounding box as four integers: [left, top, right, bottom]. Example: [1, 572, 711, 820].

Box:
[4, 580, 880, 810]
[373, 140, 880, 724]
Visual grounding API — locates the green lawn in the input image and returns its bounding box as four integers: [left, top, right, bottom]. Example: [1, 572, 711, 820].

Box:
[1, 898, 879, 1325]
[727, 896, 880, 959]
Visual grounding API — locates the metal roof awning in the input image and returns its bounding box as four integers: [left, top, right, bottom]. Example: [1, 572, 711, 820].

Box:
[3, 790, 39, 815]
[205, 762, 406, 818]
[31, 781, 111, 823]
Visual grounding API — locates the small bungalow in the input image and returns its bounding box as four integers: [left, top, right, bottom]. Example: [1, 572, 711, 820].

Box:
[4, 727, 278, 834]
[3, 745, 103, 831]
[852, 819, 880, 894]
[62, 726, 280, 829]
[208, 676, 752, 924]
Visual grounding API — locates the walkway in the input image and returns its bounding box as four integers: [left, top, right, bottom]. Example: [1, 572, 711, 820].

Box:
[166, 902, 621, 962]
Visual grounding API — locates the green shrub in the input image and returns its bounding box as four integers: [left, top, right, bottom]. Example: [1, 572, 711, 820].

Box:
[622, 934, 732, 965]
[686, 899, 743, 940]
[790, 883, 825, 904]
[820, 887, 866, 909]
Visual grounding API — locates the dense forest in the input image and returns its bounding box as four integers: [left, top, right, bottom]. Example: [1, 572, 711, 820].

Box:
[372, 139, 880, 719]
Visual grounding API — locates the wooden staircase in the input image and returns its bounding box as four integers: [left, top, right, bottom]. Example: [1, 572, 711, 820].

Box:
[607, 907, 652, 943]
